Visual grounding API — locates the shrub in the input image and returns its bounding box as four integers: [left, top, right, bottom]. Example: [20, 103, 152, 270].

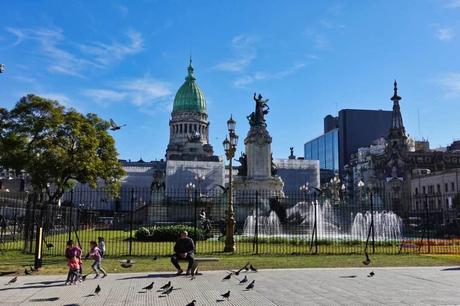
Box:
[134, 225, 207, 242]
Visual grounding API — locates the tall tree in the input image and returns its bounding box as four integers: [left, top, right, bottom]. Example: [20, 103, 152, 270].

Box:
[0, 94, 125, 204]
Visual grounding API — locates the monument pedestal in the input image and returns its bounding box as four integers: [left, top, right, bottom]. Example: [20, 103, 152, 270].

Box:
[233, 96, 284, 202]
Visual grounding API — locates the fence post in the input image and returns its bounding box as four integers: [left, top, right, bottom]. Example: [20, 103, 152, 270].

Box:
[29, 193, 37, 253]
[194, 188, 198, 243]
[68, 189, 74, 241]
[370, 191, 375, 254]
[129, 188, 134, 257]
[425, 193, 430, 254]
[255, 191, 259, 255]
[314, 192, 318, 254]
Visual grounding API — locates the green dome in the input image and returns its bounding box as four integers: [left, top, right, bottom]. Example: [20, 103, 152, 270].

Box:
[172, 60, 207, 114]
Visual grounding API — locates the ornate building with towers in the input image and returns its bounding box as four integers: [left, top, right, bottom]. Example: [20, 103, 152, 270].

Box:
[166, 59, 217, 161]
[350, 81, 460, 212]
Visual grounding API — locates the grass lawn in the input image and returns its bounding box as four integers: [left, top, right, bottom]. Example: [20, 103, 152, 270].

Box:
[1, 251, 460, 276]
[4, 227, 460, 257]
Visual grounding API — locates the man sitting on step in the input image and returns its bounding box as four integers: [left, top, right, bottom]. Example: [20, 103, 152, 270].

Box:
[171, 231, 195, 275]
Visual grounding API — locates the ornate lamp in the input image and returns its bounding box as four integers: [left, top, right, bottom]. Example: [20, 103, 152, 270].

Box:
[223, 115, 238, 252]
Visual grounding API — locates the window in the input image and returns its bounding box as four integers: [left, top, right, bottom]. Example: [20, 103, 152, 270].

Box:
[452, 182, 455, 192]
[445, 183, 449, 192]
[415, 187, 418, 195]
[437, 184, 441, 193]
[184, 124, 188, 133]
[422, 186, 426, 194]
[180, 124, 183, 133]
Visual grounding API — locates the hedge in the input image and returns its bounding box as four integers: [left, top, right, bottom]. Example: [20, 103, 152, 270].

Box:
[135, 225, 207, 242]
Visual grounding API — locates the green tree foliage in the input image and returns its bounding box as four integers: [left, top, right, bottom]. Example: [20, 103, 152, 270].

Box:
[0, 94, 125, 204]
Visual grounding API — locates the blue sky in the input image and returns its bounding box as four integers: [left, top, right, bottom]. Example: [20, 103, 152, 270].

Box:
[1, 0, 459, 161]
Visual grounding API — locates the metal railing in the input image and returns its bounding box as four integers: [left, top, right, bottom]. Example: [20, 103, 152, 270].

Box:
[0, 188, 459, 256]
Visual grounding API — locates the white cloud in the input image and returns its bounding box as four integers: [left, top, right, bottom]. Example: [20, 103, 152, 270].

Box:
[444, 0, 460, 8]
[233, 63, 307, 88]
[6, 27, 92, 77]
[305, 29, 331, 50]
[213, 34, 258, 72]
[435, 73, 460, 98]
[84, 77, 172, 107]
[79, 30, 144, 67]
[120, 77, 171, 106]
[114, 4, 129, 17]
[435, 27, 454, 41]
[5, 27, 144, 77]
[83, 89, 126, 102]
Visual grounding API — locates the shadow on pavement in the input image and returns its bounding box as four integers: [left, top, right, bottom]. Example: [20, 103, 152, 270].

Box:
[441, 267, 460, 271]
[116, 273, 177, 280]
[0, 283, 65, 291]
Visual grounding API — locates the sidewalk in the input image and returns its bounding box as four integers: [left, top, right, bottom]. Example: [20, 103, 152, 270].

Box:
[1, 266, 459, 305]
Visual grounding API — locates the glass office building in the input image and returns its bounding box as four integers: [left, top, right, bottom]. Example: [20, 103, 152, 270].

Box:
[304, 128, 339, 172]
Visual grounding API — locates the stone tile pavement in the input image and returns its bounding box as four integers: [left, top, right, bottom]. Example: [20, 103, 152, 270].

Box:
[1, 266, 460, 305]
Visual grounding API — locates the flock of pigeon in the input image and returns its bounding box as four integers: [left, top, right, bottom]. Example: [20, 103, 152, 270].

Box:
[91, 261, 258, 306]
[5, 261, 258, 306]
[5, 253, 375, 304]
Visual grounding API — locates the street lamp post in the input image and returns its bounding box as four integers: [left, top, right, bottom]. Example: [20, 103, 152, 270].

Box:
[186, 182, 196, 238]
[223, 115, 238, 252]
[194, 174, 205, 197]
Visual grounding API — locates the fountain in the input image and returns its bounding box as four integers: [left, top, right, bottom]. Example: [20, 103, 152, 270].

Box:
[351, 211, 403, 240]
[242, 200, 403, 240]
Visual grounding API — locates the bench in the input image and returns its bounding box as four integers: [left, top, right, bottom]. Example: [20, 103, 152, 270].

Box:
[178, 257, 219, 276]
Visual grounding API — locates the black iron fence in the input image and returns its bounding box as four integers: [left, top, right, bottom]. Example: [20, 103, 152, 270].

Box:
[1, 188, 460, 256]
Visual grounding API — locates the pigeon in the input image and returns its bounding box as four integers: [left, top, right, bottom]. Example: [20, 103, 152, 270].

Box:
[362, 251, 371, 266]
[24, 268, 32, 275]
[162, 286, 173, 295]
[143, 282, 154, 291]
[153, 256, 158, 260]
[186, 300, 196, 306]
[245, 280, 255, 290]
[6, 276, 17, 285]
[109, 119, 126, 131]
[235, 264, 248, 275]
[239, 275, 248, 284]
[221, 290, 231, 299]
[82, 274, 88, 281]
[121, 262, 132, 268]
[120, 259, 134, 268]
[368, 271, 375, 277]
[222, 272, 232, 280]
[30, 266, 37, 272]
[95, 285, 101, 295]
[46, 243, 54, 249]
[160, 281, 171, 290]
[249, 264, 257, 272]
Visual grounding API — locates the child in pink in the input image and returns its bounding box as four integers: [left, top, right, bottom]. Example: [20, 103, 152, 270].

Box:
[89, 241, 107, 278]
[68, 257, 81, 285]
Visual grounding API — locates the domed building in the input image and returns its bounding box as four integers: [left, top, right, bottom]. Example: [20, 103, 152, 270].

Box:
[166, 59, 217, 161]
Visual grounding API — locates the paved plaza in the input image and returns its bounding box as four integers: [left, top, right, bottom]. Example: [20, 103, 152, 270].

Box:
[0, 266, 459, 305]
